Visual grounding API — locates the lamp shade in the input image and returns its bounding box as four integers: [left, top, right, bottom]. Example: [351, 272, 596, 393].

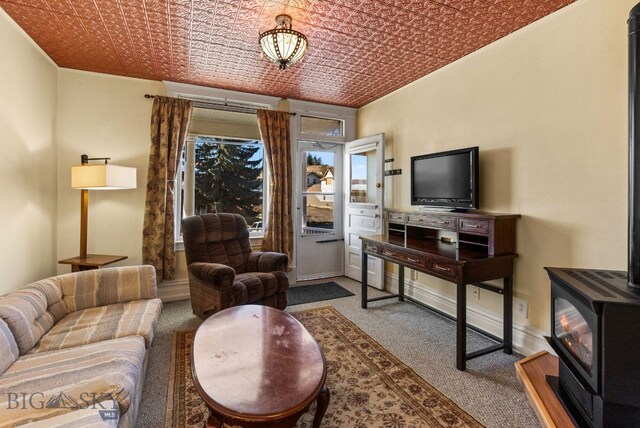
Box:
[71, 164, 136, 190]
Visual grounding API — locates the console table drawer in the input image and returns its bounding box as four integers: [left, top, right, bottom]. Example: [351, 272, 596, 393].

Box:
[427, 260, 458, 279]
[380, 248, 426, 268]
[363, 241, 380, 254]
[388, 212, 406, 223]
[408, 214, 457, 231]
[459, 218, 489, 234]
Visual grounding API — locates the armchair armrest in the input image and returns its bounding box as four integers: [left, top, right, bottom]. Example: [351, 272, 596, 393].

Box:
[246, 251, 288, 273]
[188, 262, 236, 288]
[60, 265, 157, 313]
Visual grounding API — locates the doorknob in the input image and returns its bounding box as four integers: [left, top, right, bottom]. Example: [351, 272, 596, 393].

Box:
[376, 182, 381, 188]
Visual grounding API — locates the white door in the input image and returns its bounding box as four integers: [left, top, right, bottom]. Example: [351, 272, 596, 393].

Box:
[296, 141, 344, 281]
[344, 134, 384, 289]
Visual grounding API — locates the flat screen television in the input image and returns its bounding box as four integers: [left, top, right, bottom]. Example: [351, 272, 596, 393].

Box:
[410, 146, 479, 210]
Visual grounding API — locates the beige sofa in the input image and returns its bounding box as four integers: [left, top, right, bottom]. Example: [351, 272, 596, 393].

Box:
[0, 265, 162, 427]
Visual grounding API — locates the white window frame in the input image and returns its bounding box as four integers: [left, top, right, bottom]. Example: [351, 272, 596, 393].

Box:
[175, 134, 269, 248]
[165, 83, 280, 250]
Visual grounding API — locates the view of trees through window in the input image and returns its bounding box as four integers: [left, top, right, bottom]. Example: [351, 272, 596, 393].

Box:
[194, 136, 264, 226]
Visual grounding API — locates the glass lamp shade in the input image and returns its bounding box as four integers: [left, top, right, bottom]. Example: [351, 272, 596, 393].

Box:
[71, 164, 137, 190]
[259, 15, 308, 70]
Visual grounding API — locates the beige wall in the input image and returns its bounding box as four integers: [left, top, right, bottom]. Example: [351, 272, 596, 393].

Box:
[0, 9, 58, 294]
[357, 0, 632, 336]
[56, 69, 165, 273]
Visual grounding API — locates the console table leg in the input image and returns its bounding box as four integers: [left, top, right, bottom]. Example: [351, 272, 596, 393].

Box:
[312, 384, 331, 428]
[456, 282, 467, 371]
[361, 252, 368, 309]
[398, 265, 405, 301]
[503, 276, 513, 354]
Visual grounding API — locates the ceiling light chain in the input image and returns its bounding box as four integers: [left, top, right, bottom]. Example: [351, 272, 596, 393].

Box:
[259, 14, 308, 70]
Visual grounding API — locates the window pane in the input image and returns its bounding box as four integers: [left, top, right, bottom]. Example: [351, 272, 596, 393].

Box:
[194, 136, 264, 232]
[302, 195, 334, 235]
[177, 145, 186, 237]
[301, 116, 344, 137]
[305, 151, 335, 192]
[350, 149, 376, 203]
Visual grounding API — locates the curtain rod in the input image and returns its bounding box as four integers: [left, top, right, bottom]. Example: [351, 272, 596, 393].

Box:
[144, 94, 296, 116]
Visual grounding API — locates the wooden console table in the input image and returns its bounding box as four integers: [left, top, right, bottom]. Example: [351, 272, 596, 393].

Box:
[360, 210, 520, 371]
[58, 254, 127, 272]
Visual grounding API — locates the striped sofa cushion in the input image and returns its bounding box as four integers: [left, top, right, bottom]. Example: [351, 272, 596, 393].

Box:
[0, 319, 18, 375]
[30, 299, 162, 353]
[27, 279, 67, 324]
[59, 266, 157, 313]
[0, 288, 56, 355]
[0, 336, 144, 427]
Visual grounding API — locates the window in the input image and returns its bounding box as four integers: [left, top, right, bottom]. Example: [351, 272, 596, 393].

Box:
[300, 115, 344, 137]
[176, 136, 266, 242]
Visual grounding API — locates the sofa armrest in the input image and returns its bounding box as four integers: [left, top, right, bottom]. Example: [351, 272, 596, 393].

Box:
[188, 262, 236, 288]
[246, 251, 288, 273]
[60, 265, 157, 313]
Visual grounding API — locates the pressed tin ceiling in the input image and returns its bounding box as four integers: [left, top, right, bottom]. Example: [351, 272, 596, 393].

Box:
[0, 0, 573, 108]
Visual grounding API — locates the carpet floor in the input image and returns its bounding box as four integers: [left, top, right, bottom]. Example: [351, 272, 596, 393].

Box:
[166, 306, 482, 428]
[137, 277, 538, 428]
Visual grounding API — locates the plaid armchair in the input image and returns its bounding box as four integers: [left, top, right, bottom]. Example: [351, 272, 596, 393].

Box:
[181, 213, 289, 318]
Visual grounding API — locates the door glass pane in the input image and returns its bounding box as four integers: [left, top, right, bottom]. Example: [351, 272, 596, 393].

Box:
[555, 297, 593, 374]
[300, 116, 344, 137]
[302, 195, 334, 235]
[305, 151, 335, 192]
[350, 149, 376, 203]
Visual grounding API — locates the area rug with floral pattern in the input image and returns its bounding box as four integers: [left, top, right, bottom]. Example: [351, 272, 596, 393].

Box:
[164, 306, 483, 428]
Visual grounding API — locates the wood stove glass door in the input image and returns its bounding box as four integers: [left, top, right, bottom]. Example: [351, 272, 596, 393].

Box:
[555, 297, 594, 375]
[552, 283, 599, 392]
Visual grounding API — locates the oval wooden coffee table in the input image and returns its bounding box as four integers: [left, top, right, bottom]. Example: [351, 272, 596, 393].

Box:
[191, 305, 330, 428]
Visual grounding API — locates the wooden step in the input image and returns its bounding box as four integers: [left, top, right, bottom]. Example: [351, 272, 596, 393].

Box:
[515, 351, 576, 428]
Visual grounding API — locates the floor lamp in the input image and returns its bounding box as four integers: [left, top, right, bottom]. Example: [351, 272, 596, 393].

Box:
[59, 154, 136, 272]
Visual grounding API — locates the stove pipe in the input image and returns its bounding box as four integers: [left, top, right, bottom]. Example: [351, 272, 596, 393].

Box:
[629, 3, 640, 289]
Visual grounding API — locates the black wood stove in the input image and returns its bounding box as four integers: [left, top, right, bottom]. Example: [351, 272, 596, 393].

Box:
[545, 268, 640, 427]
[541, 4, 640, 427]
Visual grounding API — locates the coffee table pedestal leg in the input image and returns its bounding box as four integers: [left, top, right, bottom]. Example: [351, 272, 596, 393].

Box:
[312, 384, 330, 428]
[205, 409, 223, 428]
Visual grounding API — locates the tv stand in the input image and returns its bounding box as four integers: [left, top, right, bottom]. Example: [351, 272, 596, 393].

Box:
[360, 209, 520, 370]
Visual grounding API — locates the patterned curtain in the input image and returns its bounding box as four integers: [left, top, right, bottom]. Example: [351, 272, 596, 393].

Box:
[257, 109, 293, 265]
[143, 96, 193, 280]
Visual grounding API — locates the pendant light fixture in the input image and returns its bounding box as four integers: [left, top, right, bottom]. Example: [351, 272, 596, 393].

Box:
[259, 14, 308, 70]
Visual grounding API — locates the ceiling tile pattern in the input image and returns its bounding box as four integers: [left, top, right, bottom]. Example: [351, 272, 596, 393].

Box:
[0, 0, 573, 107]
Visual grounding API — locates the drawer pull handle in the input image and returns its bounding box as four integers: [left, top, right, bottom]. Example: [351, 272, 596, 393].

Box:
[382, 251, 394, 256]
[435, 221, 448, 225]
[407, 257, 420, 263]
[433, 264, 450, 272]
[466, 224, 481, 228]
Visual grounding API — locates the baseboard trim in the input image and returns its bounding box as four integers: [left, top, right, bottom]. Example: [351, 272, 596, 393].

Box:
[157, 278, 190, 302]
[384, 272, 553, 357]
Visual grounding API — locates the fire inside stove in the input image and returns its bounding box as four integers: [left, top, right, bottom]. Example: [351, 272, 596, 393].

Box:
[555, 298, 593, 374]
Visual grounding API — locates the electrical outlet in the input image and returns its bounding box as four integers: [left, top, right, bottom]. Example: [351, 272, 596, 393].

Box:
[515, 298, 528, 319]
[472, 286, 480, 300]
